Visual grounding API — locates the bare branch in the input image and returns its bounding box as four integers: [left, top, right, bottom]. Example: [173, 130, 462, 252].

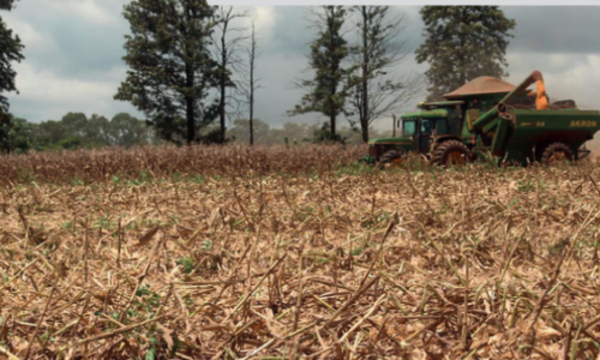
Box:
[344, 6, 423, 141]
[210, 5, 251, 142]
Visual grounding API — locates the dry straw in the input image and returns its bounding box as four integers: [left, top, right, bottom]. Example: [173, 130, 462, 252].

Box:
[0, 145, 599, 359]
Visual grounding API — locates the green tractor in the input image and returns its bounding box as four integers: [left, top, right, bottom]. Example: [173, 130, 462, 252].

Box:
[365, 70, 600, 167]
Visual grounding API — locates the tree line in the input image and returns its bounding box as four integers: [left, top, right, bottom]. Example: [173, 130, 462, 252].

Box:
[0, 1, 515, 152]
[0, 112, 156, 153]
[0, 112, 397, 154]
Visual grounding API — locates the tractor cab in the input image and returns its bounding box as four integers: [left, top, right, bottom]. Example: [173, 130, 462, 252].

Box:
[366, 102, 463, 162]
[400, 108, 457, 153]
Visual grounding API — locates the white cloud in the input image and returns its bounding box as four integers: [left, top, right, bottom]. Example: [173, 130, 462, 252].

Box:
[7, 62, 138, 121]
[505, 52, 600, 110]
[234, 5, 276, 43]
[6, 0, 121, 26]
[48, 0, 118, 26]
[253, 6, 276, 34]
[545, 55, 600, 110]
[3, 16, 46, 48]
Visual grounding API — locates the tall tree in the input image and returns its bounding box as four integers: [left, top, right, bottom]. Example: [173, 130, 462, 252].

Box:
[109, 113, 155, 147]
[213, 6, 247, 143]
[415, 6, 516, 100]
[0, 0, 25, 113]
[115, 0, 220, 145]
[289, 6, 349, 141]
[86, 114, 112, 146]
[61, 112, 88, 138]
[0, 113, 30, 154]
[30, 120, 67, 150]
[346, 6, 422, 142]
[244, 20, 260, 145]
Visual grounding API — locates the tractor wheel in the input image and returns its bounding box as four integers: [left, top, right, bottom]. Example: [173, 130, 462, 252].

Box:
[431, 140, 471, 167]
[380, 149, 405, 168]
[541, 142, 573, 164]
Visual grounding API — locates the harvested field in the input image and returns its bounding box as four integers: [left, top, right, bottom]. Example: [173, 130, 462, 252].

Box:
[0, 144, 366, 185]
[1, 147, 600, 359]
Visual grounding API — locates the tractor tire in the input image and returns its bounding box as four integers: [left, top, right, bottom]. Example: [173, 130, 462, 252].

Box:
[380, 149, 405, 168]
[541, 142, 573, 164]
[431, 140, 471, 167]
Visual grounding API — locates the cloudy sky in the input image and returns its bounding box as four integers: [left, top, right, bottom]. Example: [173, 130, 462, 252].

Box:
[3, 3, 600, 131]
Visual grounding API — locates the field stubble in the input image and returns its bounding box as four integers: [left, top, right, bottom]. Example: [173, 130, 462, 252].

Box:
[0, 144, 366, 185]
[1, 145, 600, 359]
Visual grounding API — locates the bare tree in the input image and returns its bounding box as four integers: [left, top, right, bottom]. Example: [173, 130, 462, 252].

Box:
[288, 6, 350, 142]
[246, 21, 260, 145]
[346, 6, 423, 142]
[213, 6, 248, 143]
[236, 19, 262, 146]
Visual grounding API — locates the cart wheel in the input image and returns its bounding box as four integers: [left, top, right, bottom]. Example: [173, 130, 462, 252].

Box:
[541, 142, 573, 165]
[431, 140, 471, 167]
[380, 149, 405, 168]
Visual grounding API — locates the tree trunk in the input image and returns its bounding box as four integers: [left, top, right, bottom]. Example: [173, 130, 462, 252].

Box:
[328, 8, 337, 140]
[249, 79, 254, 145]
[219, 78, 226, 143]
[249, 76, 254, 146]
[249, 103, 254, 146]
[361, 122, 369, 142]
[249, 24, 255, 146]
[459, 7, 467, 86]
[329, 80, 337, 139]
[186, 63, 195, 145]
[360, 5, 369, 143]
[220, 26, 227, 143]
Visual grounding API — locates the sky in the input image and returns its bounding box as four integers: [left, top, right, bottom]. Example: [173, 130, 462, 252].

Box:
[3, 3, 600, 132]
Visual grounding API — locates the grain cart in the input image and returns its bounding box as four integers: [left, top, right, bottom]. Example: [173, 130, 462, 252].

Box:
[365, 70, 600, 166]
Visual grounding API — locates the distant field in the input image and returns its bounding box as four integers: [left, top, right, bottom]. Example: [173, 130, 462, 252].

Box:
[0, 144, 367, 185]
[1, 146, 600, 359]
